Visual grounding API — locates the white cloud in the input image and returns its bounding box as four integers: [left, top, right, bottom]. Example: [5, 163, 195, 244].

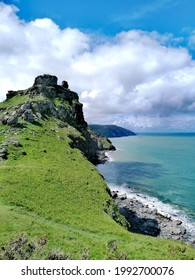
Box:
[1, 2, 195, 131]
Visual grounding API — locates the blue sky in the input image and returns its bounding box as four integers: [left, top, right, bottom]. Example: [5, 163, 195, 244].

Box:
[6, 0, 195, 43]
[1, 0, 195, 131]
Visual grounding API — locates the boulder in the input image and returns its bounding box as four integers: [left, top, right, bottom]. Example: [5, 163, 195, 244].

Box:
[7, 111, 18, 126]
[1, 115, 10, 124]
[6, 90, 17, 100]
[20, 103, 30, 113]
[22, 109, 34, 123]
[62, 81, 69, 89]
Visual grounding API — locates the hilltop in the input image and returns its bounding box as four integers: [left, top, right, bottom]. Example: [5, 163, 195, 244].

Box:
[0, 75, 115, 164]
[89, 124, 136, 138]
[0, 75, 195, 260]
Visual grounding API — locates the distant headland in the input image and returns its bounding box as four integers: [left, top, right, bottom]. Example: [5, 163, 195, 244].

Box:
[89, 124, 136, 138]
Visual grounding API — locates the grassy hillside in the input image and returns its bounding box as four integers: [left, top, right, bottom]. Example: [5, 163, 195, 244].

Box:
[0, 120, 195, 259]
[0, 76, 195, 259]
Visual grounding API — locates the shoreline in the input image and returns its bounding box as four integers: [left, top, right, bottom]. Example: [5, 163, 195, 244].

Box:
[100, 143, 195, 247]
[110, 188, 195, 246]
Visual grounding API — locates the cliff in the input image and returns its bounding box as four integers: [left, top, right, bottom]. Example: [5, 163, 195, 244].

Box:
[0, 74, 114, 164]
[0, 75, 194, 260]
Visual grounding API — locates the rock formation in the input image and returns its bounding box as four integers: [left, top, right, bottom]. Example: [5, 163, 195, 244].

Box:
[111, 190, 195, 246]
[0, 74, 115, 163]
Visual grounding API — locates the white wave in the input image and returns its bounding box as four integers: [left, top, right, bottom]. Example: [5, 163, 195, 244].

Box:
[108, 183, 195, 236]
[104, 151, 115, 162]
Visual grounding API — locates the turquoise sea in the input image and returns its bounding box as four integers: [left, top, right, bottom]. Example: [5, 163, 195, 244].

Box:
[97, 133, 195, 235]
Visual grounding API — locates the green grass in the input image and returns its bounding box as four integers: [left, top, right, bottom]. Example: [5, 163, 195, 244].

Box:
[0, 119, 195, 259]
[0, 95, 29, 109]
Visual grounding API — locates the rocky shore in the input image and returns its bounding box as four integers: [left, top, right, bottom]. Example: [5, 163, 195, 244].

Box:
[111, 190, 195, 246]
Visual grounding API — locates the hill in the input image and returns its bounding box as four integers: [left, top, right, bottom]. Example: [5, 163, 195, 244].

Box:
[0, 75, 195, 260]
[89, 124, 136, 138]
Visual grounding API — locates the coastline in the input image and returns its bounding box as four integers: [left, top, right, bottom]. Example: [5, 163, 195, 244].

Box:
[110, 187, 195, 246]
[101, 152, 195, 247]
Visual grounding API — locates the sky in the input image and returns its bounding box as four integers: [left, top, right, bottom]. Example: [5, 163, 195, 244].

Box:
[1, 1, 195, 131]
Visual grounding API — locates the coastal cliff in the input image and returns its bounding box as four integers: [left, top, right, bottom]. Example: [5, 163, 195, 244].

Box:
[0, 75, 195, 260]
[0, 74, 114, 164]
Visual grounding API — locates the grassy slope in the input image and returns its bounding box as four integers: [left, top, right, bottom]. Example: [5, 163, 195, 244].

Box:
[0, 99, 195, 259]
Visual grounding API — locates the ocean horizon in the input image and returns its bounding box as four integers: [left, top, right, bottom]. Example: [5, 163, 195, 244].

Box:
[97, 133, 195, 236]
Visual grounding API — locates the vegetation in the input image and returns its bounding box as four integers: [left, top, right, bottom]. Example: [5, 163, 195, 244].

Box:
[0, 83, 195, 259]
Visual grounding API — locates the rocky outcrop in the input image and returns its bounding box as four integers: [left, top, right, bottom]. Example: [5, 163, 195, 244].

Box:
[62, 81, 69, 89]
[68, 129, 115, 164]
[111, 190, 195, 246]
[33, 74, 58, 87]
[2, 74, 86, 128]
[0, 74, 114, 163]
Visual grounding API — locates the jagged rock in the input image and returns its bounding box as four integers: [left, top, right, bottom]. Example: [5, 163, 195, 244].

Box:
[21, 109, 34, 122]
[34, 74, 58, 87]
[62, 81, 69, 89]
[111, 190, 195, 244]
[6, 90, 17, 100]
[0, 74, 115, 163]
[20, 103, 30, 113]
[7, 111, 18, 126]
[1, 115, 10, 125]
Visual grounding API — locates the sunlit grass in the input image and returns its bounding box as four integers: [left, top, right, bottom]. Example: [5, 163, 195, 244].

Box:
[0, 117, 195, 259]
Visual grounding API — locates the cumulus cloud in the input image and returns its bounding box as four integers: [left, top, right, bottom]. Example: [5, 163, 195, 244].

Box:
[1, 2, 195, 131]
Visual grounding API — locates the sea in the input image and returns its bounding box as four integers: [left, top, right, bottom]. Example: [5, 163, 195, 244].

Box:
[97, 133, 195, 236]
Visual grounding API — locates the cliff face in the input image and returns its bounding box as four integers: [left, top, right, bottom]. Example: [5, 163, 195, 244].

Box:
[0, 74, 114, 163]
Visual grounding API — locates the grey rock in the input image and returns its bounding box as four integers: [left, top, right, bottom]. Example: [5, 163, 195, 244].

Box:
[0, 74, 115, 164]
[171, 227, 183, 235]
[112, 190, 194, 245]
[35, 112, 42, 119]
[175, 220, 182, 225]
[34, 74, 58, 87]
[7, 111, 18, 126]
[20, 103, 30, 112]
[1, 115, 10, 124]
[22, 109, 34, 122]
